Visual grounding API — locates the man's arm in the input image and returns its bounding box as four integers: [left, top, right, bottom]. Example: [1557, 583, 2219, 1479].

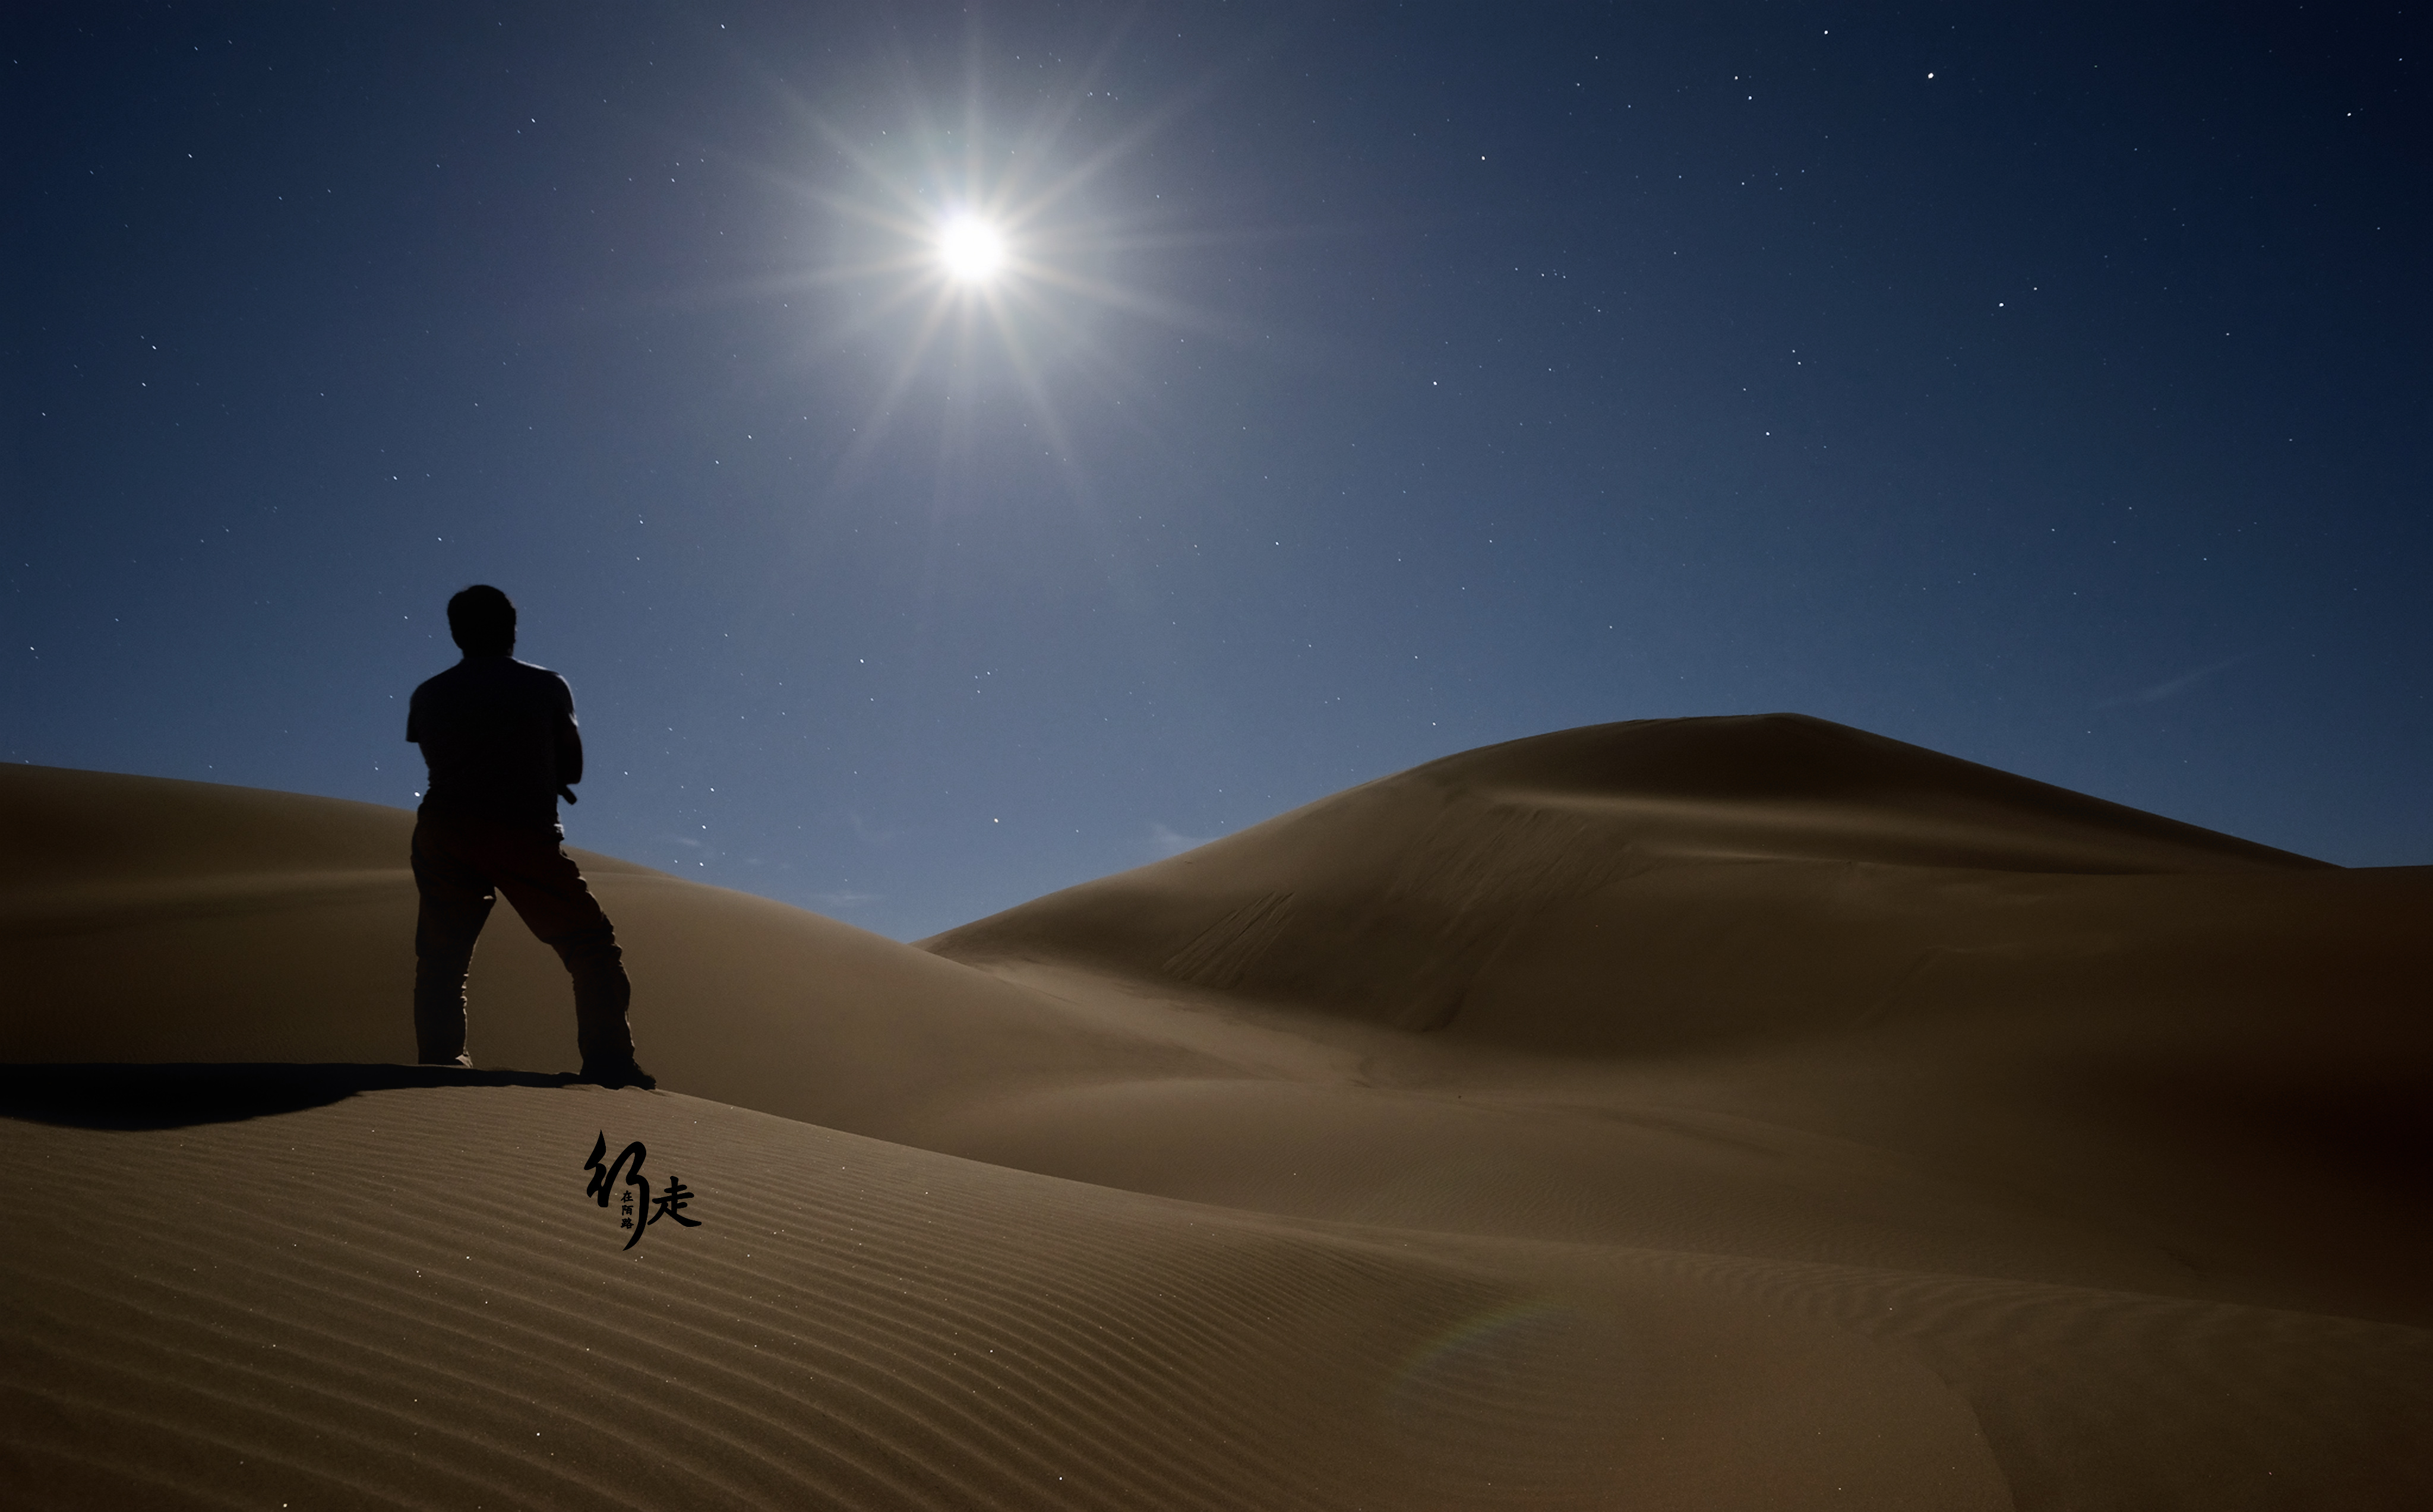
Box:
[555, 714, 583, 785]
[553, 677, 583, 804]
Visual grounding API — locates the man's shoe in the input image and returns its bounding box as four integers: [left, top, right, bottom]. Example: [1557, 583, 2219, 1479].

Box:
[419, 1054, 473, 1068]
[581, 1059, 656, 1090]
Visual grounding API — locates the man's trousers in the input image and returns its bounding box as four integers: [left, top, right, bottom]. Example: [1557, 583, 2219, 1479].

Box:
[410, 815, 634, 1068]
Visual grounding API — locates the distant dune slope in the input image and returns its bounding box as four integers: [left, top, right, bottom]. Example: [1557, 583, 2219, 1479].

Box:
[921, 714, 2367, 1046]
[911, 714, 2432, 1324]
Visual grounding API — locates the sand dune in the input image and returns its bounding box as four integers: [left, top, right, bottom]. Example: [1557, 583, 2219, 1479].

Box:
[7, 715, 2431, 1508]
[921, 718, 2433, 1312]
[924, 714, 2336, 1044]
[5, 1068, 2021, 1511]
[0, 764, 1235, 1135]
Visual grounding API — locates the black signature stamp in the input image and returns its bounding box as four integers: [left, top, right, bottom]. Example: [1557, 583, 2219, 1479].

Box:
[583, 1133, 702, 1250]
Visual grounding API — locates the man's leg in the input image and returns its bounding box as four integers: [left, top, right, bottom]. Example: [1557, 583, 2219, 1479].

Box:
[481, 832, 639, 1072]
[409, 821, 495, 1065]
[555, 923, 636, 1070]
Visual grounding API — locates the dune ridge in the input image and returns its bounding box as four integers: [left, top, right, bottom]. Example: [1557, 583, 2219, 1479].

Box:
[922, 715, 2336, 1045]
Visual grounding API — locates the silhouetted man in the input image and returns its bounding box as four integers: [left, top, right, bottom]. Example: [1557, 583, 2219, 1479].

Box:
[407, 585, 653, 1089]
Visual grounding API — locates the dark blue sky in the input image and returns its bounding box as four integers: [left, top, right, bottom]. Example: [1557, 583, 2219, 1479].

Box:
[9, 3, 2428, 939]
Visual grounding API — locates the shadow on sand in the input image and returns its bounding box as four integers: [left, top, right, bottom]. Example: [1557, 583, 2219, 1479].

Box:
[0, 1062, 582, 1130]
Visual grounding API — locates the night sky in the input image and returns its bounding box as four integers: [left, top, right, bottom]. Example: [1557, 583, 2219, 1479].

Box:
[9, 4, 2428, 941]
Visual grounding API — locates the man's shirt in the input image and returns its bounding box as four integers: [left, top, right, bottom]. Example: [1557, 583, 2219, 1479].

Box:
[407, 655, 582, 829]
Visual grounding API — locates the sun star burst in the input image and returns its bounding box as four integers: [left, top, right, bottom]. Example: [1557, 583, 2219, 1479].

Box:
[937, 216, 1006, 283]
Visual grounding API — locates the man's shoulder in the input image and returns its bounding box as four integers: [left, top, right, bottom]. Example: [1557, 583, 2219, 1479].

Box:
[412, 657, 568, 706]
[418, 656, 565, 682]
[505, 658, 574, 704]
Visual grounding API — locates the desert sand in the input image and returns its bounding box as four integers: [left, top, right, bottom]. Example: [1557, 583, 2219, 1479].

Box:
[5, 713, 2429, 1509]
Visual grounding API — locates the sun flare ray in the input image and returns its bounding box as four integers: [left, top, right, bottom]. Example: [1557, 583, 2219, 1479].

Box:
[735, 35, 1266, 513]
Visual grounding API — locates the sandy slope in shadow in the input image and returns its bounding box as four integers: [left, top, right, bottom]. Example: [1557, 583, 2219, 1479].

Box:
[5, 714, 2429, 1509]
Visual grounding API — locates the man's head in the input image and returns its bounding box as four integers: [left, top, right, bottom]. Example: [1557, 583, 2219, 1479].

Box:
[447, 584, 517, 656]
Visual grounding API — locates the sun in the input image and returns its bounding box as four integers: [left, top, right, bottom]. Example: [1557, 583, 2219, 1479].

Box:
[767, 61, 1243, 496]
[936, 215, 1006, 283]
